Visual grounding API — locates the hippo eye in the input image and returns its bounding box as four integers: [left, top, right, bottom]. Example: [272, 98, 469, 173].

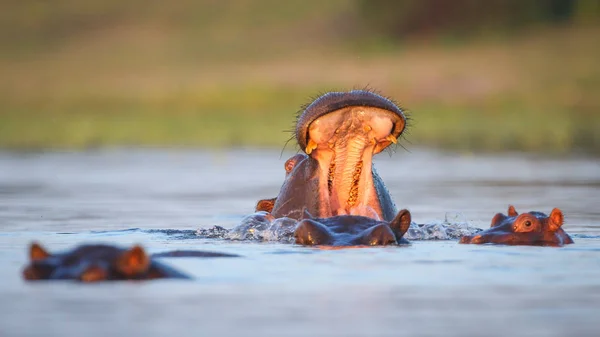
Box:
[524, 220, 532, 227]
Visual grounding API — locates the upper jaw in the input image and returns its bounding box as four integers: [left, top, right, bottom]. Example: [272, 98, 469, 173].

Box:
[295, 90, 407, 152]
[303, 106, 403, 156]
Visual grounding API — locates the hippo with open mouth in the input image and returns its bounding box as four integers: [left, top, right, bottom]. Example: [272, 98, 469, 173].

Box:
[251, 90, 411, 247]
[459, 205, 574, 246]
[22, 242, 239, 281]
[256, 90, 407, 222]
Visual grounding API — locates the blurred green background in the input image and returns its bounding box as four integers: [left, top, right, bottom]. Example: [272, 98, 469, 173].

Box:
[1, 0, 599, 154]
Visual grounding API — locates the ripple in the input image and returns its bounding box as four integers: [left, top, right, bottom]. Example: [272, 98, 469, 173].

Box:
[140, 228, 210, 240]
[413, 259, 462, 264]
[571, 234, 600, 239]
[88, 228, 143, 236]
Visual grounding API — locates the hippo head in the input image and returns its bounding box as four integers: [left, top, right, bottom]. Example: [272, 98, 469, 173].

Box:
[270, 90, 407, 221]
[22, 242, 154, 281]
[459, 205, 574, 246]
[294, 208, 412, 247]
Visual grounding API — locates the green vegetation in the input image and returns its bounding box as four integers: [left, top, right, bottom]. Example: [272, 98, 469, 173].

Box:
[1, 1, 599, 155]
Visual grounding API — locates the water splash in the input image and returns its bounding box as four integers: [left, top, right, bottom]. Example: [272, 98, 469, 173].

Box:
[406, 212, 482, 240]
[195, 226, 229, 239]
[219, 211, 482, 243]
[89, 212, 482, 243]
[225, 212, 296, 243]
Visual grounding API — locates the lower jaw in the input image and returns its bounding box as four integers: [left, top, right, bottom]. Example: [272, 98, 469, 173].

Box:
[326, 169, 382, 219]
[311, 140, 381, 219]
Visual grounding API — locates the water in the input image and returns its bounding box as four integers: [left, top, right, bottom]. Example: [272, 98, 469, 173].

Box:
[1, 148, 599, 337]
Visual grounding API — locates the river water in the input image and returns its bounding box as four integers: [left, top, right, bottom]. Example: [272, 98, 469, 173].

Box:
[1, 148, 599, 337]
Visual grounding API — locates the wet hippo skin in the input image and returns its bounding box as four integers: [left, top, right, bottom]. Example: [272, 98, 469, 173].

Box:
[459, 205, 574, 246]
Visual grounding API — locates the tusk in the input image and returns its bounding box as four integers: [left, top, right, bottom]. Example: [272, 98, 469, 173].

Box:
[385, 134, 398, 144]
[305, 139, 318, 154]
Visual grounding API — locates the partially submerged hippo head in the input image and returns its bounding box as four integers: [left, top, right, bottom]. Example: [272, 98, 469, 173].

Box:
[22, 242, 189, 281]
[268, 90, 407, 221]
[294, 208, 412, 246]
[459, 205, 574, 246]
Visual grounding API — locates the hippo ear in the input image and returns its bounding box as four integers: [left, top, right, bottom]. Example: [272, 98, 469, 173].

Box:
[117, 245, 150, 276]
[255, 198, 276, 213]
[29, 242, 50, 261]
[390, 209, 412, 238]
[294, 219, 332, 246]
[548, 208, 564, 232]
[507, 205, 518, 217]
[490, 213, 507, 227]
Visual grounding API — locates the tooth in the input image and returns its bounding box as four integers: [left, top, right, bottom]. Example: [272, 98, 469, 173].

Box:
[385, 134, 398, 144]
[305, 139, 318, 154]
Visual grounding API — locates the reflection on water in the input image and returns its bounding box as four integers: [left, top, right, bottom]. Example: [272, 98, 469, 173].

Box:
[0, 148, 599, 336]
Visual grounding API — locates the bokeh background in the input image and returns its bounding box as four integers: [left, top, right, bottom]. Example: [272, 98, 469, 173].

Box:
[2, 0, 599, 154]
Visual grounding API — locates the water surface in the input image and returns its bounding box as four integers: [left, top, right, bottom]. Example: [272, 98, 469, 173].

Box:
[1, 148, 599, 337]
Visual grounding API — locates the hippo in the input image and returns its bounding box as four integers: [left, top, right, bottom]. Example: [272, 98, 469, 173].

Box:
[295, 208, 412, 246]
[22, 242, 239, 282]
[459, 205, 574, 246]
[256, 90, 408, 222]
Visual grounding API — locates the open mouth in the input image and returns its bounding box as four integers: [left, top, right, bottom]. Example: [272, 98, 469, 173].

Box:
[301, 105, 404, 217]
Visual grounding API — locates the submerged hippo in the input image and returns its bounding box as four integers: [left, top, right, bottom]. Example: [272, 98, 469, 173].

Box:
[22, 242, 239, 282]
[459, 205, 574, 246]
[256, 90, 407, 221]
[295, 209, 412, 246]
